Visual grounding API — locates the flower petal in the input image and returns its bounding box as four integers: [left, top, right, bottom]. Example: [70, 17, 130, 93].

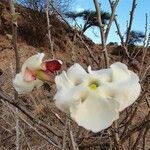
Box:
[13, 73, 43, 94]
[110, 62, 130, 81]
[107, 62, 141, 111]
[22, 53, 44, 74]
[54, 86, 81, 113]
[67, 63, 87, 85]
[111, 73, 141, 111]
[88, 66, 112, 82]
[55, 71, 73, 90]
[70, 95, 119, 132]
[23, 67, 36, 81]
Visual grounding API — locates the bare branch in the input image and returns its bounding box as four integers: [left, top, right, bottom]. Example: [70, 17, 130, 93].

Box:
[114, 17, 124, 45]
[10, 0, 20, 73]
[0, 91, 63, 138]
[93, 0, 109, 67]
[142, 127, 149, 150]
[121, 112, 150, 143]
[68, 119, 79, 150]
[46, 0, 54, 58]
[9, 0, 20, 149]
[62, 117, 68, 150]
[140, 33, 150, 76]
[76, 32, 99, 66]
[105, 0, 119, 41]
[1, 100, 61, 149]
[125, 0, 137, 46]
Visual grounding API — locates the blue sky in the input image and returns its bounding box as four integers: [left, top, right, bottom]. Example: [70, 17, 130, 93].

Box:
[70, 0, 150, 44]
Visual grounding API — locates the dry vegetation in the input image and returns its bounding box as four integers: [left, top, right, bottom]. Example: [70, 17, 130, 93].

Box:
[0, 0, 150, 150]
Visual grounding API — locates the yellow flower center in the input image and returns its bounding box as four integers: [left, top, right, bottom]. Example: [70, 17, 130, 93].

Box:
[89, 80, 99, 90]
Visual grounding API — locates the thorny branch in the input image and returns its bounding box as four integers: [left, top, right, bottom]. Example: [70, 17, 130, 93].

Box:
[9, 0, 20, 149]
[1, 99, 61, 149]
[48, 1, 100, 66]
[0, 91, 63, 138]
[46, 0, 54, 58]
[121, 112, 150, 143]
[105, 0, 119, 42]
[125, 0, 137, 46]
[140, 33, 150, 76]
[93, 0, 109, 68]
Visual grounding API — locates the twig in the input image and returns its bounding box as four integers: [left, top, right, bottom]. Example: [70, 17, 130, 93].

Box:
[0, 91, 63, 138]
[142, 127, 149, 150]
[1, 99, 61, 149]
[141, 64, 150, 83]
[125, 0, 137, 46]
[105, 0, 119, 42]
[68, 119, 79, 150]
[9, 1, 20, 149]
[62, 117, 69, 150]
[143, 14, 148, 47]
[132, 128, 145, 150]
[76, 32, 99, 66]
[48, 2, 100, 66]
[10, 0, 20, 73]
[114, 17, 124, 45]
[139, 33, 150, 76]
[46, 0, 54, 58]
[121, 112, 150, 143]
[110, 122, 122, 150]
[120, 89, 147, 139]
[114, 16, 131, 59]
[93, 0, 109, 67]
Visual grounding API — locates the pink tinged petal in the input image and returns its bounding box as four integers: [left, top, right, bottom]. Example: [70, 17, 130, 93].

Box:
[70, 95, 119, 133]
[35, 70, 54, 82]
[42, 60, 62, 73]
[13, 73, 43, 94]
[23, 67, 36, 81]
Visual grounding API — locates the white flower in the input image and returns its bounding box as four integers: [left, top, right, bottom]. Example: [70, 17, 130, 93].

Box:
[89, 62, 141, 111]
[54, 62, 141, 132]
[13, 53, 62, 94]
[13, 73, 43, 94]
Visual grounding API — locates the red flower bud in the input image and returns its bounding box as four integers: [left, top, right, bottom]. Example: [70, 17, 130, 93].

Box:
[42, 60, 62, 73]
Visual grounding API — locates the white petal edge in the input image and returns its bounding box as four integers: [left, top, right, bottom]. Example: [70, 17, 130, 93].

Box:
[13, 73, 43, 94]
[54, 84, 87, 113]
[70, 95, 119, 133]
[55, 71, 73, 90]
[112, 73, 141, 111]
[88, 66, 112, 82]
[21, 53, 45, 74]
[67, 63, 87, 85]
[110, 62, 130, 81]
